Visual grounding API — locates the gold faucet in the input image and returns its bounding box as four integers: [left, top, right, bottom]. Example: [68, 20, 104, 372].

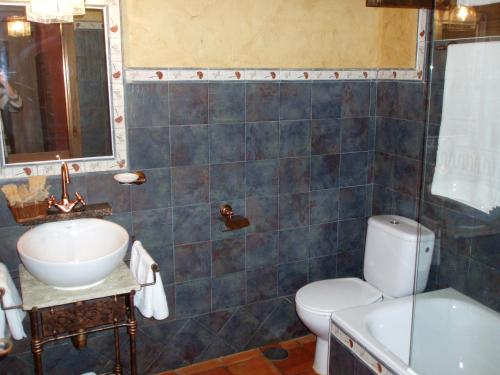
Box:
[48, 160, 86, 213]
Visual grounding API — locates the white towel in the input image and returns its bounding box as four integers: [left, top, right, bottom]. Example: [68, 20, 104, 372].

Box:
[458, 1, 500, 5]
[0, 263, 26, 340]
[431, 41, 500, 213]
[129, 241, 169, 320]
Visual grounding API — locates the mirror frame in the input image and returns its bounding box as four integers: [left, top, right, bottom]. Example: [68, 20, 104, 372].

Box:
[0, 0, 126, 179]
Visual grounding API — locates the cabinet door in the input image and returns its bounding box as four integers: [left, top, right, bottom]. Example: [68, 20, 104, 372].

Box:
[366, 0, 433, 8]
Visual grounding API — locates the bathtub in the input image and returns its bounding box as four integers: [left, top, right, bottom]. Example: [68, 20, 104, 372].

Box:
[330, 288, 500, 375]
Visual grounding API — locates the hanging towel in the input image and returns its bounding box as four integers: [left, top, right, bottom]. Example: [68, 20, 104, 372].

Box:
[431, 41, 500, 213]
[129, 241, 169, 320]
[458, 1, 500, 6]
[0, 263, 26, 340]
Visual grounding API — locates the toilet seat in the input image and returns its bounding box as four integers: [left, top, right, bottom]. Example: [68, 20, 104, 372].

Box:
[295, 277, 382, 315]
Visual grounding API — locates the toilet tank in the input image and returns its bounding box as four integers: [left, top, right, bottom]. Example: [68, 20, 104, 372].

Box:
[363, 215, 435, 298]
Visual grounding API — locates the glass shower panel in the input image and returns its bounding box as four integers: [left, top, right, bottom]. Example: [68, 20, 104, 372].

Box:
[410, 1, 500, 374]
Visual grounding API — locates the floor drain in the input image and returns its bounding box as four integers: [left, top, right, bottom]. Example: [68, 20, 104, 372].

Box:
[262, 347, 289, 361]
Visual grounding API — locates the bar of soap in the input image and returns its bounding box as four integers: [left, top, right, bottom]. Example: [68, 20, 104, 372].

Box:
[113, 173, 139, 184]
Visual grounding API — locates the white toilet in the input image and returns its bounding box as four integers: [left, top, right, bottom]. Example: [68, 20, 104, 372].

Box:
[296, 215, 435, 375]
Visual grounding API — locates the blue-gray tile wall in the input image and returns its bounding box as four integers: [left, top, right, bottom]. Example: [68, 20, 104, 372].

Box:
[0, 80, 379, 373]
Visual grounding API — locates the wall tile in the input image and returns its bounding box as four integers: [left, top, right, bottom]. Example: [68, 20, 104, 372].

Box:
[0, 225, 28, 271]
[173, 204, 211, 245]
[278, 261, 308, 296]
[311, 118, 341, 155]
[310, 188, 339, 225]
[86, 173, 130, 213]
[309, 255, 336, 282]
[279, 120, 311, 158]
[132, 208, 173, 248]
[210, 162, 245, 202]
[309, 222, 338, 258]
[172, 165, 209, 205]
[170, 125, 209, 167]
[246, 231, 279, 268]
[169, 83, 208, 125]
[246, 83, 280, 122]
[279, 193, 310, 229]
[148, 245, 175, 285]
[126, 83, 169, 127]
[337, 250, 363, 278]
[211, 237, 245, 277]
[175, 241, 211, 282]
[341, 82, 371, 118]
[131, 168, 171, 210]
[212, 272, 246, 310]
[393, 156, 421, 196]
[175, 278, 211, 319]
[338, 218, 366, 252]
[311, 82, 341, 119]
[311, 155, 339, 190]
[245, 160, 279, 197]
[129, 126, 170, 170]
[209, 83, 245, 124]
[278, 227, 309, 263]
[246, 196, 278, 233]
[280, 82, 311, 121]
[279, 157, 310, 194]
[246, 265, 278, 303]
[209, 123, 245, 163]
[340, 152, 368, 187]
[341, 118, 370, 153]
[246, 122, 279, 161]
[339, 186, 368, 219]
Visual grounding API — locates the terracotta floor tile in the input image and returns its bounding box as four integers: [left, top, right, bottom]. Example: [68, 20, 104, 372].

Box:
[221, 349, 262, 366]
[301, 341, 316, 356]
[272, 346, 314, 375]
[279, 339, 301, 350]
[296, 335, 316, 345]
[195, 368, 232, 375]
[177, 358, 223, 375]
[227, 356, 280, 375]
[156, 372, 177, 375]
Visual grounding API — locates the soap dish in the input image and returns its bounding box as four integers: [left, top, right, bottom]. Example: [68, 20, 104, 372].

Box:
[114, 171, 146, 185]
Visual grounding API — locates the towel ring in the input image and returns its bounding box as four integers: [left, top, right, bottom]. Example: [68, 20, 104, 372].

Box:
[139, 264, 160, 288]
[0, 338, 13, 358]
[0, 288, 23, 311]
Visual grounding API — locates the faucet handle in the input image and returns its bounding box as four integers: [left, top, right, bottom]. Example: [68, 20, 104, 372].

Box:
[75, 192, 86, 207]
[47, 195, 56, 208]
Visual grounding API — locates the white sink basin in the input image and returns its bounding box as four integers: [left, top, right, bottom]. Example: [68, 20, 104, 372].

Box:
[17, 218, 129, 290]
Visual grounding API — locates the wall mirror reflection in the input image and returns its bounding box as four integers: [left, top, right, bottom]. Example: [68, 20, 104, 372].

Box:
[0, 5, 112, 165]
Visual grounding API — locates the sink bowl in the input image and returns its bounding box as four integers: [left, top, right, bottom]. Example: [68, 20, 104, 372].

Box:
[17, 218, 129, 290]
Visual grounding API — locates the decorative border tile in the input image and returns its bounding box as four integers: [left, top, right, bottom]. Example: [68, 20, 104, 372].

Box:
[0, 0, 127, 179]
[125, 10, 428, 83]
[330, 322, 395, 375]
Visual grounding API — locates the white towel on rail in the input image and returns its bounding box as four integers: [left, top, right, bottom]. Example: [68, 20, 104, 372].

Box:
[431, 41, 500, 213]
[458, 1, 500, 6]
[129, 241, 169, 320]
[0, 263, 26, 340]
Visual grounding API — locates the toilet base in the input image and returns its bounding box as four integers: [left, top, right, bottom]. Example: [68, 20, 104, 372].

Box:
[312, 337, 329, 375]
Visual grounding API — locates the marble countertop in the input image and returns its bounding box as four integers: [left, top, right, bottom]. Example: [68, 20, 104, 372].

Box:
[20, 262, 141, 310]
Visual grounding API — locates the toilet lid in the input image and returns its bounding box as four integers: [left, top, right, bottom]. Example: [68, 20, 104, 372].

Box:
[295, 278, 382, 314]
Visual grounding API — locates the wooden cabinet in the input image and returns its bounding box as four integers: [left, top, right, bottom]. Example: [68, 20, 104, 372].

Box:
[366, 0, 433, 8]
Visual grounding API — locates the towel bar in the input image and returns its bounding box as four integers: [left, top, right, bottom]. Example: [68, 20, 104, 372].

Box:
[0, 288, 22, 311]
[138, 263, 160, 288]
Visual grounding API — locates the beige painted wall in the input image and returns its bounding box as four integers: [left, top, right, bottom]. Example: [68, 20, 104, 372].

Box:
[122, 0, 418, 69]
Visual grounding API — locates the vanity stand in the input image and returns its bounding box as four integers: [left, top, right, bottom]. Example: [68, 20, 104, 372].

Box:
[2, 262, 158, 375]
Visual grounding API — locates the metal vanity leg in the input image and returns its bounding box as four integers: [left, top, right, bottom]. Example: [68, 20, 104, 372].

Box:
[30, 308, 43, 375]
[127, 292, 137, 375]
[113, 323, 122, 375]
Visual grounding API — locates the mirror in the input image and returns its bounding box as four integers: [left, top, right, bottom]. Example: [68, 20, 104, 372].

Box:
[0, 0, 127, 179]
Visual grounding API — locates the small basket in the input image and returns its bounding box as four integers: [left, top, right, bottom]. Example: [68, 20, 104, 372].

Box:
[9, 200, 48, 223]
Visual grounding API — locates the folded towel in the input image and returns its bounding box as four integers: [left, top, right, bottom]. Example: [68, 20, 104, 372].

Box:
[0, 263, 26, 340]
[431, 41, 500, 213]
[130, 241, 169, 320]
